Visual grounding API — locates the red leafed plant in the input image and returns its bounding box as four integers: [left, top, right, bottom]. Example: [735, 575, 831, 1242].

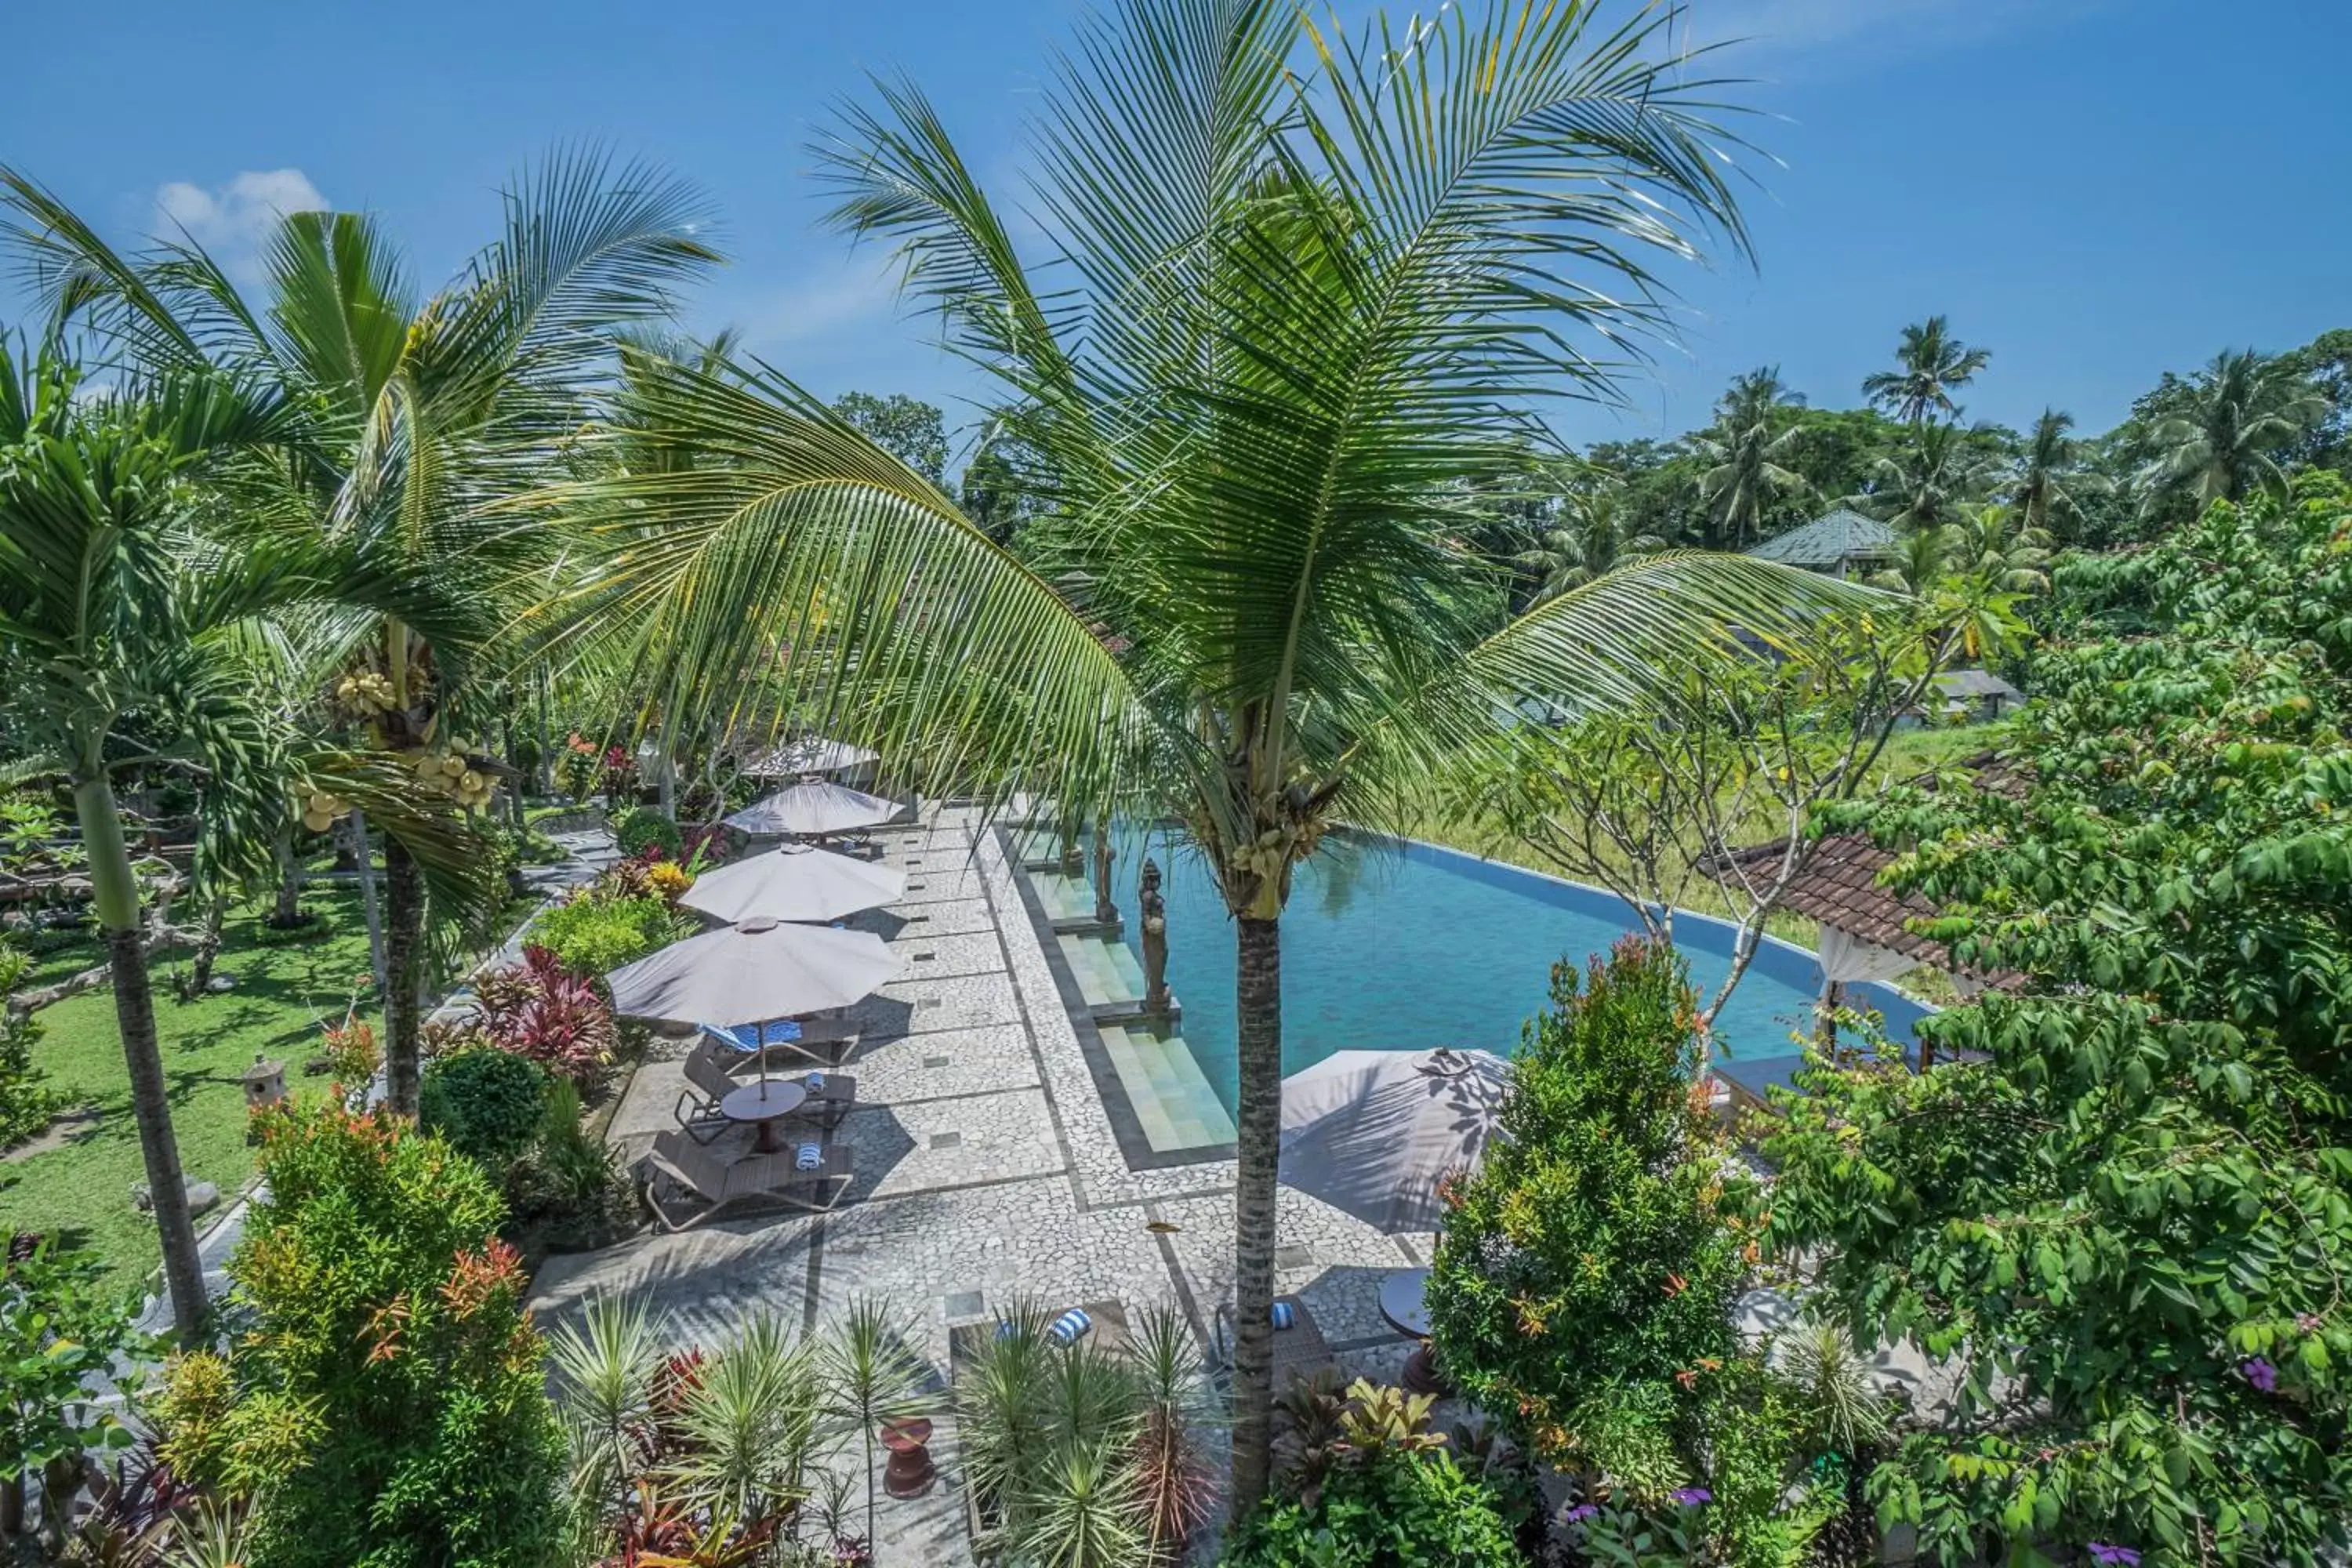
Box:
[474, 945, 617, 1087]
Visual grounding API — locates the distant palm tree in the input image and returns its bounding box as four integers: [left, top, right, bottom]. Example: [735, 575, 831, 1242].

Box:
[1859, 421, 2003, 534]
[1515, 488, 1668, 603]
[1690, 367, 1809, 548]
[2009, 408, 2107, 544]
[1863, 314, 1990, 425]
[2139, 347, 2328, 511]
[1863, 525, 1951, 597]
[1944, 503, 2053, 593]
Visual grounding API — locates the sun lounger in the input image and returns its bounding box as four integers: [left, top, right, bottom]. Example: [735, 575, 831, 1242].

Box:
[700, 1018, 858, 1071]
[642, 1129, 852, 1230]
[671, 1047, 739, 1145]
[949, 1298, 1134, 1370]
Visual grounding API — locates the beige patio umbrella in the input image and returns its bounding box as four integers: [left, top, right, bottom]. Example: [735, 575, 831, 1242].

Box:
[606, 917, 905, 1081]
[1278, 1047, 1510, 1232]
[724, 779, 906, 837]
[741, 735, 881, 777]
[680, 842, 905, 925]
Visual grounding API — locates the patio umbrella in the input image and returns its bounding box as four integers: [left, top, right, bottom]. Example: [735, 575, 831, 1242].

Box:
[606, 917, 904, 1031]
[724, 779, 906, 837]
[1278, 1047, 1510, 1232]
[742, 735, 880, 777]
[680, 842, 905, 925]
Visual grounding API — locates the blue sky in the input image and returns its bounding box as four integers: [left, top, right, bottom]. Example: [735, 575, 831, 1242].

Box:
[5, 0, 2345, 463]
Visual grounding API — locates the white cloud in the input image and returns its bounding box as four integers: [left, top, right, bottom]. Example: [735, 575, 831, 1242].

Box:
[152, 169, 328, 278]
[745, 252, 899, 347]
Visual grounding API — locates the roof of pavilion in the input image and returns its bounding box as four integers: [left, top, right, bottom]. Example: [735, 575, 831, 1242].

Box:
[1747, 507, 1896, 568]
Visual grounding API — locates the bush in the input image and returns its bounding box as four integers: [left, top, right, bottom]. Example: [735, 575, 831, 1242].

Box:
[528, 891, 684, 977]
[419, 1047, 548, 1171]
[1225, 1446, 1519, 1567]
[613, 805, 683, 860]
[1427, 938, 1758, 1487]
[0, 942, 60, 1149]
[472, 944, 619, 1086]
[155, 1102, 565, 1568]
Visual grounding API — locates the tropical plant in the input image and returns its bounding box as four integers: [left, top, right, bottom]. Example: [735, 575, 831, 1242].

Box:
[1426, 939, 1759, 1490]
[818, 1298, 925, 1553]
[1861, 524, 1951, 596]
[1861, 314, 1989, 425]
[0, 942, 59, 1149]
[2, 1240, 152, 1551]
[2137, 346, 2328, 513]
[2008, 406, 2107, 544]
[154, 1101, 567, 1568]
[1127, 1306, 1220, 1561]
[546, 0, 1863, 1507]
[1857, 419, 2004, 535]
[1765, 480, 2352, 1564]
[1222, 1432, 1521, 1567]
[1514, 483, 1670, 603]
[1940, 501, 2052, 593]
[472, 942, 623, 1084]
[526, 893, 687, 982]
[613, 804, 684, 859]
[1690, 366, 1811, 548]
[418, 1044, 550, 1171]
[2, 151, 720, 1120]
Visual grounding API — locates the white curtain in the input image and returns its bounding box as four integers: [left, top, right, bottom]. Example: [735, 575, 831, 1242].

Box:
[1817, 926, 1916, 992]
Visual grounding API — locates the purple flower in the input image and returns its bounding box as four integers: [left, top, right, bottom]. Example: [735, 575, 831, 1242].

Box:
[1669, 1487, 1712, 1507]
[1563, 1504, 1599, 1523]
[2241, 1356, 2278, 1393]
[2087, 1544, 2140, 1567]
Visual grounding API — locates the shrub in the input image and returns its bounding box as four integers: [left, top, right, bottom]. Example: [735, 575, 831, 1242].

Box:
[680, 820, 735, 866]
[419, 1047, 549, 1171]
[528, 890, 684, 976]
[473, 944, 619, 1086]
[555, 735, 602, 802]
[1225, 1412, 1520, 1568]
[2, 1239, 150, 1552]
[614, 805, 683, 860]
[0, 943, 60, 1149]
[1426, 938, 1758, 1488]
[154, 1102, 565, 1568]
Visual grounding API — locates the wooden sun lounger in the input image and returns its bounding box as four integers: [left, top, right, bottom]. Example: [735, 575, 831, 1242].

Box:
[642, 1129, 853, 1231]
[702, 1018, 859, 1073]
[949, 1298, 1134, 1370]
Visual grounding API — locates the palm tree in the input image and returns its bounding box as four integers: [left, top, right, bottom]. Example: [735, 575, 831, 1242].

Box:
[1862, 523, 1952, 597]
[1944, 503, 2053, 594]
[4, 154, 719, 1114]
[2139, 347, 2327, 512]
[2009, 407, 2107, 545]
[1862, 314, 1990, 425]
[1859, 420, 2003, 535]
[1689, 366, 1809, 547]
[1514, 486, 1668, 604]
[547, 0, 1865, 1513]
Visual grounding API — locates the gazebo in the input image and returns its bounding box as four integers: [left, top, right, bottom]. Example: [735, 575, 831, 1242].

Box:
[1745, 507, 1896, 579]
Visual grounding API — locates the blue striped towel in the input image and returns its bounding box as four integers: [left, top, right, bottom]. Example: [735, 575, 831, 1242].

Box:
[1046, 1307, 1093, 1346]
[805, 1071, 827, 1091]
[794, 1142, 823, 1172]
[1270, 1301, 1295, 1331]
[706, 1020, 803, 1052]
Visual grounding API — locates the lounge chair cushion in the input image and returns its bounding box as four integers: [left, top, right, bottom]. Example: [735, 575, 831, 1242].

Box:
[795, 1142, 824, 1171]
[805, 1071, 826, 1091]
[1047, 1307, 1093, 1346]
[1271, 1301, 1295, 1330]
[706, 1020, 802, 1052]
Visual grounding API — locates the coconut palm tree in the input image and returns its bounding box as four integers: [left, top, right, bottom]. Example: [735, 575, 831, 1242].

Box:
[2, 154, 720, 1114]
[1859, 420, 2004, 535]
[1689, 366, 1809, 547]
[0, 342, 495, 1338]
[1862, 314, 1990, 426]
[1862, 523, 1952, 597]
[2009, 407, 2107, 546]
[1515, 486, 1669, 604]
[2138, 347, 2328, 513]
[544, 0, 1868, 1513]
[1944, 502, 2053, 594]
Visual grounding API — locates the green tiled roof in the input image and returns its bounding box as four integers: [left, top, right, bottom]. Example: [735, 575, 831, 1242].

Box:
[1747, 507, 1895, 567]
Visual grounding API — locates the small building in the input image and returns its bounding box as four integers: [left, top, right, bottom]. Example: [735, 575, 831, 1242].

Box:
[1745, 507, 1896, 579]
[1926, 668, 2025, 722]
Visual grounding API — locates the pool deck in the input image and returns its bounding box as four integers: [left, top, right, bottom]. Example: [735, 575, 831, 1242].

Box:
[525, 804, 1434, 1563]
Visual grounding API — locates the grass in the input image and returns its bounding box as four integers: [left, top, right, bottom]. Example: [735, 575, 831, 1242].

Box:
[2, 884, 540, 1296]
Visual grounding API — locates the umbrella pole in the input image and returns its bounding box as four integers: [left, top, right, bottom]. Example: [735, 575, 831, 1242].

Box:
[757, 1019, 770, 1085]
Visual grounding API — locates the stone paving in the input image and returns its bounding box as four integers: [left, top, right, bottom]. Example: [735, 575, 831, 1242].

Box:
[524, 803, 1439, 1564]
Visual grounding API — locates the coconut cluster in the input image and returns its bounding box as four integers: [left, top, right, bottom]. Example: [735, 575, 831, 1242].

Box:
[333, 670, 397, 717]
[413, 746, 496, 813]
[299, 789, 352, 833]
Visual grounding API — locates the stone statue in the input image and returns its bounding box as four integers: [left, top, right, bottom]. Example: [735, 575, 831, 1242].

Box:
[1092, 828, 1117, 925]
[1138, 856, 1171, 1015]
[1058, 820, 1083, 876]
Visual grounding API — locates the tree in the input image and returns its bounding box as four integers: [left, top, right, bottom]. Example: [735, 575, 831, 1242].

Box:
[2008, 407, 2107, 545]
[831, 390, 949, 484]
[549, 0, 1864, 1512]
[1941, 501, 2052, 594]
[1690, 366, 1810, 548]
[3, 154, 720, 1116]
[1859, 419, 2005, 534]
[1762, 478, 2352, 1565]
[1512, 481, 1667, 604]
[1862, 314, 1990, 425]
[2137, 347, 2328, 514]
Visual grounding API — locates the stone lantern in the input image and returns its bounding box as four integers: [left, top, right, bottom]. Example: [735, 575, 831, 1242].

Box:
[242, 1054, 287, 1110]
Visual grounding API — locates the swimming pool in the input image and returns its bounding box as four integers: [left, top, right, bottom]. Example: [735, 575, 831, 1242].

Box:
[1105, 828, 1926, 1115]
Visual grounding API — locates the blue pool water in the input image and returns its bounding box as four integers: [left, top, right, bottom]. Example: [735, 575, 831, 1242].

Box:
[1112, 829, 1926, 1112]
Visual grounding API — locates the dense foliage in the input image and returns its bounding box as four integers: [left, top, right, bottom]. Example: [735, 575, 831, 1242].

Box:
[158, 1102, 566, 1568]
[1762, 477, 2352, 1564]
[2, 1240, 149, 1548]
[0, 942, 58, 1149]
[470, 942, 621, 1086]
[528, 889, 688, 978]
[611, 805, 683, 860]
[1428, 941, 1756, 1483]
[418, 1045, 549, 1171]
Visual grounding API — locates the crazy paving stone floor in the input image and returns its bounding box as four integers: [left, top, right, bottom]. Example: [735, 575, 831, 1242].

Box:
[527, 804, 1436, 1566]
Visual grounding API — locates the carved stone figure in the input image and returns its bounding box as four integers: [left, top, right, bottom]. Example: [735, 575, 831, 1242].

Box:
[1092, 828, 1117, 925]
[1138, 856, 1171, 1015]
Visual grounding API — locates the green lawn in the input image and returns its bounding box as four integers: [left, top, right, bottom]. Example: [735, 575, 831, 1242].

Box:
[2, 885, 528, 1295]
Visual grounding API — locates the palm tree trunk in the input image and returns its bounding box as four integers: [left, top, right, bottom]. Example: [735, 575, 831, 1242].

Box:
[1229, 912, 1283, 1522]
[71, 774, 207, 1341]
[349, 811, 387, 991]
[382, 837, 425, 1116]
[270, 822, 302, 926]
